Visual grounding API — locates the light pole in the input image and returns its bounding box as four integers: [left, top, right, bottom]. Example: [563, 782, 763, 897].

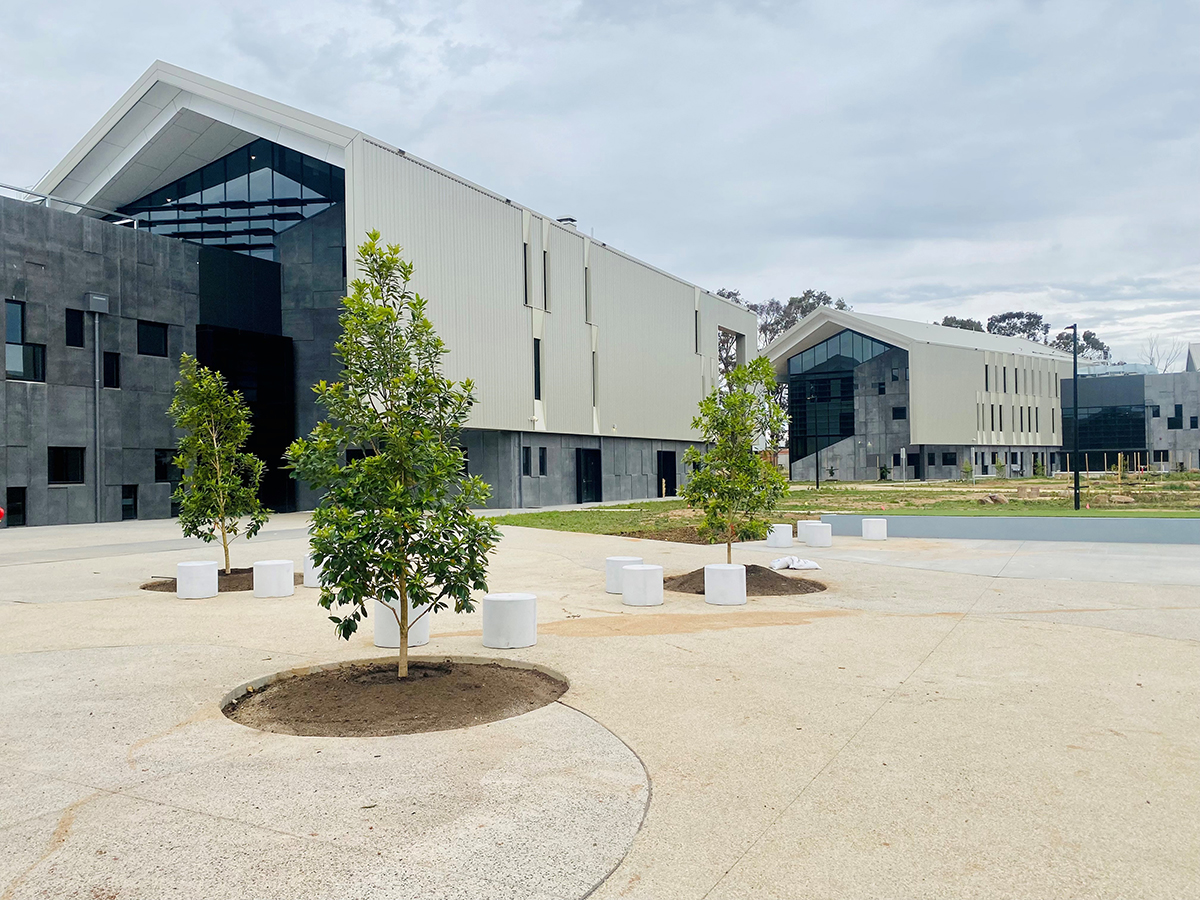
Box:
[1070, 324, 1080, 511]
[806, 383, 820, 490]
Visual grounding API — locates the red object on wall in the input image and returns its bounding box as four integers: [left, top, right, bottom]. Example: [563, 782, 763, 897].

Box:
[0, 506, 5, 523]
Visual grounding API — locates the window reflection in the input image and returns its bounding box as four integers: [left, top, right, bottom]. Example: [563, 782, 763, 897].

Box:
[113, 138, 345, 261]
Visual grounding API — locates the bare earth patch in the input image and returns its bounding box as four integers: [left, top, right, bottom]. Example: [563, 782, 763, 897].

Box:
[664, 564, 826, 596]
[141, 567, 304, 593]
[224, 660, 568, 737]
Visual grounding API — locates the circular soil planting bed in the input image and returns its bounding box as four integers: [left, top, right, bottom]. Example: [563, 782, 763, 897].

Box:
[141, 567, 304, 593]
[224, 660, 568, 737]
[664, 564, 826, 597]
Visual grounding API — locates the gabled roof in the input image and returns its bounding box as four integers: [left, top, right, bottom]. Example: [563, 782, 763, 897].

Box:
[1187, 343, 1200, 372]
[35, 60, 358, 213]
[764, 308, 1072, 377]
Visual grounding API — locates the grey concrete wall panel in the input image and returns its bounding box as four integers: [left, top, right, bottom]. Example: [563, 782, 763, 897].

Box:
[1, 195, 198, 526]
[823, 513, 1200, 545]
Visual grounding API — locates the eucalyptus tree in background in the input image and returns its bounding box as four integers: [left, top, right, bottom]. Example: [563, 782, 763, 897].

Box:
[168, 354, 271, 574]
[681, 356, 788, 565]
[286, 231, 500, 679]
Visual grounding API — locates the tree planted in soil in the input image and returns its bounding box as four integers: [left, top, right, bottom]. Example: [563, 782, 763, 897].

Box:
[286, 232, 500, 678]
[681, 356, 787, 564]
[168, 354, 271, 573]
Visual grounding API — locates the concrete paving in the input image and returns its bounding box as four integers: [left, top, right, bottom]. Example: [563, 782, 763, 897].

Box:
[1, 517, 1198, 898]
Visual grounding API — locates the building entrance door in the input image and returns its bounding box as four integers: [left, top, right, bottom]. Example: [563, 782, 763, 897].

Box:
[656, 450, 677, 497]
[576, 448, 602, 503]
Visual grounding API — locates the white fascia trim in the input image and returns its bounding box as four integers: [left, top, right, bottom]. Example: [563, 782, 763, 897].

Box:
[36, 60, 360, 203]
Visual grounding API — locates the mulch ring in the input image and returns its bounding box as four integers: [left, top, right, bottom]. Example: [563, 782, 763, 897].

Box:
[664, 564, 826, 597]
[140, 567, 305, 593]
[223, 660, 568, 737]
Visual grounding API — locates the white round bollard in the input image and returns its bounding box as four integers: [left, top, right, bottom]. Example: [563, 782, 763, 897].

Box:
[374, 599, 431, 648]
[303, 553, 323, 587]
[862, 518, 888, 541]
[253, 560, 294, 598]
[176, 561, 218, 599]
[605, 556, 643, 594]
[704, 564, 747, 606]
[482, 593, 537, 649]
[766, 524, 793, 548]
[805, 523, 833, 548]
[622, 564, 664, 607]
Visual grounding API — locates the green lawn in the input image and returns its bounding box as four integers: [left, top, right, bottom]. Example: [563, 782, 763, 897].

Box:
[489, 480, 1200, 540]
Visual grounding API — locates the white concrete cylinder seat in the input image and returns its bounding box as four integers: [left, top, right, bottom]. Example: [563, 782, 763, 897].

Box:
[252, 559, 295, 598]
[374, 599, 431, 648]
[621, 564, 664, 607]
[303, 553, 323, 588]
[862, 518, 888, 541]
[766, 524, 793, 548]
[795, 522, 815, 544]
[482, 593, 538, 649]
[176, 560, 218, 599]
[605, 556, 643, 594]
[805, 523, 833, 548]
[704, 564, 747, 606]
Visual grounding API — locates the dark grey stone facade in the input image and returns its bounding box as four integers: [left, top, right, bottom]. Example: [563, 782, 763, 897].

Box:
[1, 195, 197, 525]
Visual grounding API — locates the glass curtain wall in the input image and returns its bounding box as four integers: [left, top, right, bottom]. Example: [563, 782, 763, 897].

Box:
[1061, 405, 1147, 453]
[787, 329, 895, 460]
[115, 138, 345, 260]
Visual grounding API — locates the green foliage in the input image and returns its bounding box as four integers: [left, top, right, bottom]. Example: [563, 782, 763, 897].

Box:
[286, 232, 500, 677]
[680, 356, 788, 562]
[1033, 457, 1046, 477]
[879, 465, 891, 481]
[168, 354, 270, 573]
[961, 461, 974, 481]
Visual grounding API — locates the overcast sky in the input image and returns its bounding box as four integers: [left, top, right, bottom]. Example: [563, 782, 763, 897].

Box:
[2, 1, 1197, 366]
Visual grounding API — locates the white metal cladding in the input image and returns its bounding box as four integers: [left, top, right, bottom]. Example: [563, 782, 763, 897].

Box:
[345, 136, 531, 432]
[345, 134, 758, 441]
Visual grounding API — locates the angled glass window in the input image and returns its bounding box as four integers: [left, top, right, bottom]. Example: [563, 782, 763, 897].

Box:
[114, 138, 345, 261]
[787, 329, 895, 376]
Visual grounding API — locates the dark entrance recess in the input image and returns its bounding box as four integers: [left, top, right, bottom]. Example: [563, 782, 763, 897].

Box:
[5, 487, 26, 526]
[197, 324, 296, 512]
[656, 450, 677, 497]
[576, 448, 602, 504]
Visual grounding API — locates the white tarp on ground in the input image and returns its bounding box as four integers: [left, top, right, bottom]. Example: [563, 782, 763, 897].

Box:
[769, 556, 821, 570]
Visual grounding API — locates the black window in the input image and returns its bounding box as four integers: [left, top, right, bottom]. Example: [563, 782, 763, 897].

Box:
[48, 447, 86, 484]
[1153, 450, 1169, 463]
[905, 367, 909, 381]
[137, 320, 169, 357]
[1036, 407, 1040, 432]
[522, 446, 532, 476]
[985, 365, 990, 391]
[990, 405, 995, 430]
[154, 449, 181, 483]
[892, 453, 901, 467]
[877, 382, 885, 395]
[1020, 407, 1024, 431]
[1167, 404, 1183, 430]
[1003, 368, 1008, 392]
[1191, 416, 1198, 429]
[542, 249, 549, 311]
[927, 452, 936, 466]
[4, 486, 26, 526]
[121, 484, 138, 520]
[1151, 405, 1160, 418]
[523, 243, 530, 306]
[65, 308, 85, 347]
[942, 452, 958, 466]
[533, 338, 542, 400]
[103, 352, 120, 388]
[891, 367, 899, 382]
[538, 447, 547, 476]
[892, 406, 907, 420]
[5, 300, 46, 382]
[694, 309, 700, 354]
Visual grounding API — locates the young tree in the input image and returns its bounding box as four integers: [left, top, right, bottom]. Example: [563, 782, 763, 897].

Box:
[286, 232, 500, 679]
[681, 356, 788, 564]
[168, 354, 271, 574]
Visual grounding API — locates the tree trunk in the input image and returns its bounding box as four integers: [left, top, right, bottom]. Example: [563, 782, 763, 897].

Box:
[396, 568, 409, 679]
[218, 519, 231, 575]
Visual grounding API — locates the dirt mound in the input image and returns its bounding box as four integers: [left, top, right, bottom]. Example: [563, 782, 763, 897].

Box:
[224, 660, 568, 737]
[141, 567, 304, 593]
[664, 564, 826, 597]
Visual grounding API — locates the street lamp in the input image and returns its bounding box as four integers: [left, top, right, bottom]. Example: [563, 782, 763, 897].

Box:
[806, 383, 820, 490]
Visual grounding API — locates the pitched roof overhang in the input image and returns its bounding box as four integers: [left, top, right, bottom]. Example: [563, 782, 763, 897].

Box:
[35, 60, 359, 214]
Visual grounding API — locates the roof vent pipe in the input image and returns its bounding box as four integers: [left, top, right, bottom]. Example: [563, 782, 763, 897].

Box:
[556, 217, 577, 228]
